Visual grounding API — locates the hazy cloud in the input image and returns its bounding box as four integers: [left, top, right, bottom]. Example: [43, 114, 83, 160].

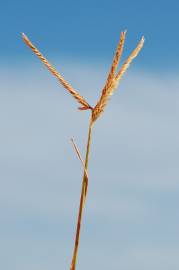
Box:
[0, 62, 179, 270]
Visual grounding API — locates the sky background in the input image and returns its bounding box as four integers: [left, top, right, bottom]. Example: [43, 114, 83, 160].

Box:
[0, 1, 179, 270]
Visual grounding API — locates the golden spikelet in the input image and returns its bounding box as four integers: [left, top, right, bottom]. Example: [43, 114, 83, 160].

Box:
[22, 33, 92, 110]
[105, 30, 126, 89]
[115, 36, 145, 82]
[92, 35, 145, 122]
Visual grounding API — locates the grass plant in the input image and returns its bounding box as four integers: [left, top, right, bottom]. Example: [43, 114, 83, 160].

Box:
[22, 31, 144, 270]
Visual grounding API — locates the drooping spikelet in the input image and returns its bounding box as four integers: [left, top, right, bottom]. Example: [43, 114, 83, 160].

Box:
[92, 35, 145, 123]
[22, 33, 92, 110]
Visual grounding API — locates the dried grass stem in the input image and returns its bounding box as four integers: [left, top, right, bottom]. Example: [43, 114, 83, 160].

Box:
[22, 30, 144, 270]
[70, 114, 93, 270]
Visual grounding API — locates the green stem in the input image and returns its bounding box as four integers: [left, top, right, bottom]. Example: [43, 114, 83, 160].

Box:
[70, 113, 93, 270]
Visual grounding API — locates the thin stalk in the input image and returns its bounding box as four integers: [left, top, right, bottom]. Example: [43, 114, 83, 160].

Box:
[70, 138, 89, 181]
[70, 113, 93, 270]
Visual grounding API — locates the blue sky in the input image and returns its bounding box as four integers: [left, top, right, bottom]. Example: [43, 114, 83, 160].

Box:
[1, 0, 179, 70]
[0, 1, 179, 270]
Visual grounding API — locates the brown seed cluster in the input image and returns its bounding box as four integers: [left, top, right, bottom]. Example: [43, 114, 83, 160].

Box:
[22, 31, 144, 124]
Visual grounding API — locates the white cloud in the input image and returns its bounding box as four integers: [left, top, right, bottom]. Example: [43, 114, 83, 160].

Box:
[0, 62, 179, 270]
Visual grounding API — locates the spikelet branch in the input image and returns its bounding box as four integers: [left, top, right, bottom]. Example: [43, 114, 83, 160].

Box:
[22, 33, 92, 110]
[92, 35, 145, 122]
[104, 30, 126, 89]
[115, 36, 145, 82]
